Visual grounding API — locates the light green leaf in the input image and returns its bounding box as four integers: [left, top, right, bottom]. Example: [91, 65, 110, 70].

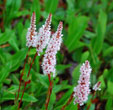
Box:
[98, 75, 105, 89]
[0, 29, 12, 45]
[72, 64, 81, 85]
[1, 91, 37, 102]
[65, 16, 89, 52]
[103, 46, 113, 57]
[81, 51, 89, 63]
[107, 81, 113, 95]
[0, 63, 11, 83]
[93, 10, 107, 55]
[105, 97, 113, 110]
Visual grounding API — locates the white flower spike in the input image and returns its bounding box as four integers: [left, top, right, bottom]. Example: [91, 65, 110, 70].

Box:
[93, 81, 101, 91]
[73, 60, 92, 106]
[34, 14, 52, 55]
[26, 12, 37, 47]
[42, 22, 63, 77]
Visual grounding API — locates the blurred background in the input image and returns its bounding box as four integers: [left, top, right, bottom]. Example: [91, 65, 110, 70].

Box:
[0, 0, 113, 110]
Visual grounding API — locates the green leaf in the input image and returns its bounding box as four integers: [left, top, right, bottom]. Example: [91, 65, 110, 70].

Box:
[98, 75, 106, 89]
[10, 48, 28, 71]
[45, 0, 59, 14]
[81, 51, 89, 63]
[8, 32, 19, 52]
[107, 81, 113, 95]
[92, 10, 107, 55]
[36, 74, 49, 88]
[72, 64, 81, 85]
[56, 64, 72, 75]
[48, 92, 56, 110]
[65, 16, 89, 52]
[0, 29, 13, 45]
[103, 46, 113, 57]
[0, 49, 27, 83]
[103, 69, 109, 79]
[56, 64, 71, 70]
[105, 97, 113, 110]
[66, 101, 77, 110]
[11, 74, 19, 85]
[0, 63, 11, 83]
[55, 88, 74, 107]
[1, 91, 37, 102]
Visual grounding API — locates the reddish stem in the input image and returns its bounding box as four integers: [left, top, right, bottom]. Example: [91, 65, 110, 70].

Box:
[18, 80, 31, 109]
[27, 52, 37, 77]
[17, 47, 31, 100]
[45, 74, 53, 110]
[61, 92, 74, 110]
[77, 104, 80, 110]
[18, 52, 37, 109]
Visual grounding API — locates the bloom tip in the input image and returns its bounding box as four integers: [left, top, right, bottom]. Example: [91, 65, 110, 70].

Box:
[56, 21, 63, 38]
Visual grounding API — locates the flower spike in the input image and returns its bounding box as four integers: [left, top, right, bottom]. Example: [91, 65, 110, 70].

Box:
[26, 12, 37, 47]
[73, 60, 92, 106]
[34, 14, 52, 55]
[42, 21, 63, 77]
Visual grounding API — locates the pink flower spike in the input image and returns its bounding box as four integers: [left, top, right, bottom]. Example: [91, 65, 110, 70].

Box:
[93, 81, 101, 91]
[42, 22, 63, 77]
[26, 12, 37, 47]
[73, 60, 92, 106]
[34, 14, 52, 55]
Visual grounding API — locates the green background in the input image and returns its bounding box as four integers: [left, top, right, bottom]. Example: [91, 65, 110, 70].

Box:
[0, 0, 113, 110]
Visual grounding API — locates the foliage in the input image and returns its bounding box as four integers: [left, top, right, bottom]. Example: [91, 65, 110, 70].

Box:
[0, 0, 113, 110]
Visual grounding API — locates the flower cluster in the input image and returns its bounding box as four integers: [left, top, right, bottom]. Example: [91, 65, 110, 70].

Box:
[34, 14, 52, 55]
[93, 81, 101, 91]
[26, 12, 63, 77]
[42, 22, 63, 77]
[26, 12, 37, 47]
[26, 13, 52, 56]
[73, 61, 92, 106]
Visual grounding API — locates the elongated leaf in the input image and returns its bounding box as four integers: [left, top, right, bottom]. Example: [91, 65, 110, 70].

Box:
[81, 51, 89, 63]
[107, 81, 113, 95]
[72, 64, 81, 85]
[92, 10, 107, 55]
[8, 33, 19, 52]
[103, 46, 113, 57]
[65, 16, 89, 52]
[0, 29, 12, 45]
[1, 91, 37, 102]
[0, 49, 27, 83]
[0, 63, 11, 83]
[55, 88, 74, 107]
[105, 97, 113, 110]
[48, 92, 56, 110]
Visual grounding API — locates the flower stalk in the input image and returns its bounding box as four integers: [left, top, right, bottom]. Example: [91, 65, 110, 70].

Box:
[45, 74, 53, 110]
[16, 47, 31, 100]
[17, 13, 52, 109]
[42, 22, 63, 110]
[18, 52, 38, 109]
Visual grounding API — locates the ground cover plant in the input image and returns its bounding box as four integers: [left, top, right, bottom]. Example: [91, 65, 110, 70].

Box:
[0, 0, 113, 110]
